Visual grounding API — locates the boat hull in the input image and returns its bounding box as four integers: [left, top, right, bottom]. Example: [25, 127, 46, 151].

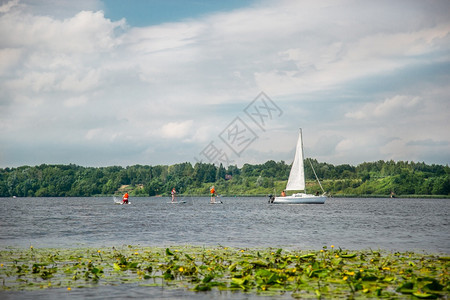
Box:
[273, 193, 326, 204]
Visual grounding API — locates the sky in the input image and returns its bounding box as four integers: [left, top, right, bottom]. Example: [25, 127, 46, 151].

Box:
[0, 0, 449, 168]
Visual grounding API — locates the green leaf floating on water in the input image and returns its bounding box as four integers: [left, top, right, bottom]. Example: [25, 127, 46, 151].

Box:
[298, 253, 315, 259]
[231, 277, 248, 289]
[340, 253, 357, 258]
[250, 260, 268, 267]
[362, 275, 379, 281]
[128, 262, 139, 269]
[412, 291, 438, 299]
[228, 262, 238, 272]
[165, 248, 174, 256]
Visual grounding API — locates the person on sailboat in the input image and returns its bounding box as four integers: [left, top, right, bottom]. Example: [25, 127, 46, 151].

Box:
[210, 186, 216, 203]
[171, 188, 177, 202]
[281, 190, 286, 197]
[122, 192, 129, 204]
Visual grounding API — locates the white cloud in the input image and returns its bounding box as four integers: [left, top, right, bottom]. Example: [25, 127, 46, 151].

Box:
[85, 128, 102, 140]
[59, 68, 102, 92]
[345, 95, 422, 120]
[0, 47, 22, 74]
[0, 0, 19, 13]
[0, 10, 123, 51]
[161, 120, 194, 139]
[379, 139, 408, 160]
[64, 95, 88, 107]
[335, 139, 357, 153]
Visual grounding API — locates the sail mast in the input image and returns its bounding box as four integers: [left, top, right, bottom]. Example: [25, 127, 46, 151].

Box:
[300, 128, 306, 193]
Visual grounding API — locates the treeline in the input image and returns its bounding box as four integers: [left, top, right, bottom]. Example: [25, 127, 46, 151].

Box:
[0, 160, 449, 197]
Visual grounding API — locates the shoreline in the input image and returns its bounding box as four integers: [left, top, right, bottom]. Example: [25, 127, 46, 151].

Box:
[3, 194, 450, 199]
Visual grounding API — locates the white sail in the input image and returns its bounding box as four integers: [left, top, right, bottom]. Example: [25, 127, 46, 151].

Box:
[285, 129, 305, 191]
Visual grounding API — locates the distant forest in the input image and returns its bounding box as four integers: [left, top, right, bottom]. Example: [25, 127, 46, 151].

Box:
[0, 160, 449, 197]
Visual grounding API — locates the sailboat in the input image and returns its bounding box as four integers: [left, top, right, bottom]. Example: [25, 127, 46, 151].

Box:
[271, 129, 326, 204]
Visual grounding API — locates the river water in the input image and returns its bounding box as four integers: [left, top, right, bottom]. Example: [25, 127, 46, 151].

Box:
[0, 196, 448, 252]
[0, 196, 448, 299]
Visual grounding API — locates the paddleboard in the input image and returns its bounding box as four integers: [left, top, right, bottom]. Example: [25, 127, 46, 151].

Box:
[167, 201, 186, 204]
[113, 197, 131, 205]
[210, 201, 223, 204]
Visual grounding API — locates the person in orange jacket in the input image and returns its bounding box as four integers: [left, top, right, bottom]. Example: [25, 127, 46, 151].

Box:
[122, 192, 129, 204]
[210, 186, 216, 203]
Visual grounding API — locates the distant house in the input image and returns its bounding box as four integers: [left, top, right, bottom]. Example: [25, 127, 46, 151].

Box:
[225, 174, 233, 180]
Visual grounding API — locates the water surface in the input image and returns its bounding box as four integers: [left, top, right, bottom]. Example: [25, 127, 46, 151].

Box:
[1, 197, 448, 253]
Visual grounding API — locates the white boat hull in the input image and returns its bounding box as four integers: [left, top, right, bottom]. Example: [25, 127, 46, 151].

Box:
[273, 193, 326, 204]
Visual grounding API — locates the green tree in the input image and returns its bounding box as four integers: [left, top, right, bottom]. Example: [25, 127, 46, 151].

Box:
[216, 163, 226, 181]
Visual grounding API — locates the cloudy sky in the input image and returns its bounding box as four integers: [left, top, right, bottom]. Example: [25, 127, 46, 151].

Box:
[1, 0, 449, 168]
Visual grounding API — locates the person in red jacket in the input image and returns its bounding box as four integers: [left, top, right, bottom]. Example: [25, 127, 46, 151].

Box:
[122, 192, 129, 204]
[210, 186, 216, 203]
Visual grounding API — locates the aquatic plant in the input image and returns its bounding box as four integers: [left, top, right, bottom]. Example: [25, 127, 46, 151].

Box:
[0, 246, 448, 298]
